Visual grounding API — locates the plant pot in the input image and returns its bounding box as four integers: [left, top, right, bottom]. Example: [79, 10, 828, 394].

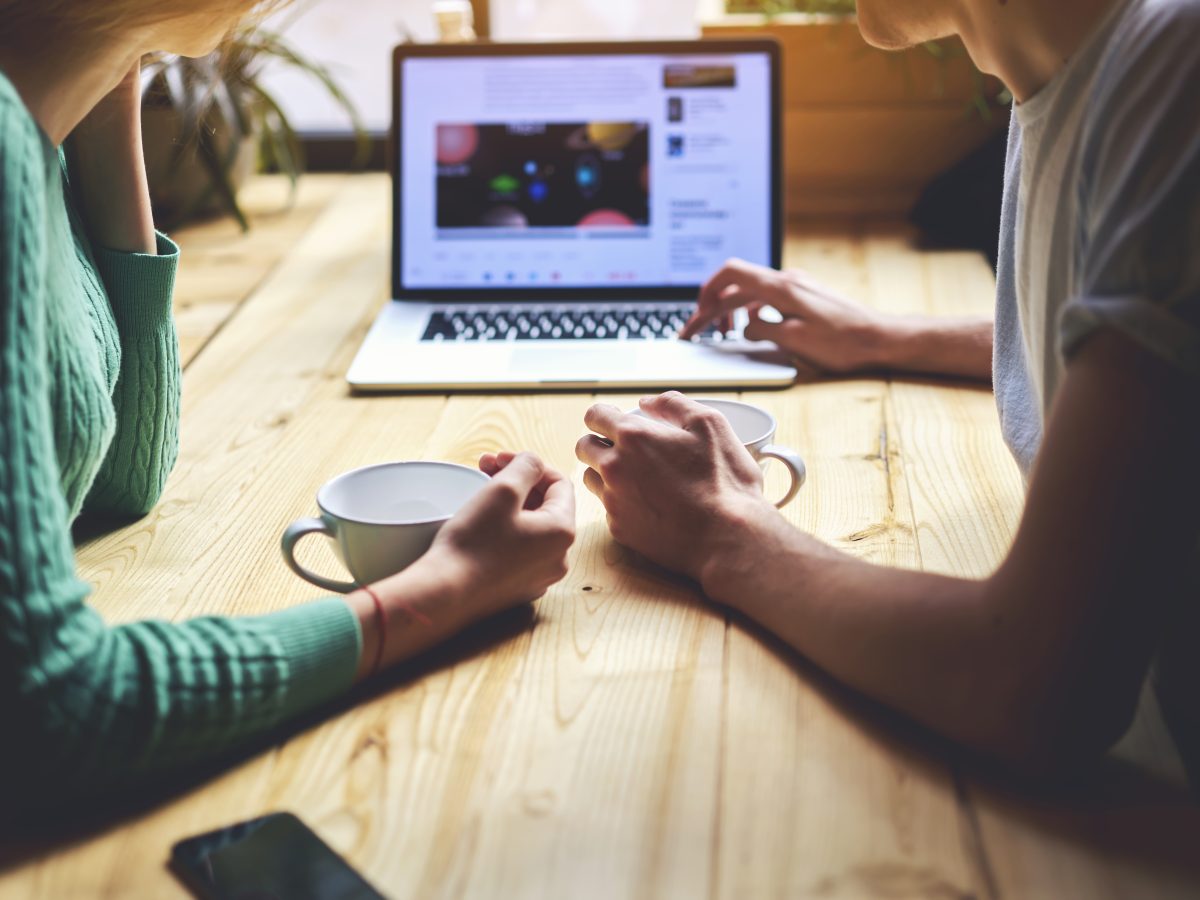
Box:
[703, 13, 1007, 217]
[141, 103, 259, 227]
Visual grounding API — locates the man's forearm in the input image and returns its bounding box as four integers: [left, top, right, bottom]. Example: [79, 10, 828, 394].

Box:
[699, 505, 1039, 760]
[869, 314, 993, 382]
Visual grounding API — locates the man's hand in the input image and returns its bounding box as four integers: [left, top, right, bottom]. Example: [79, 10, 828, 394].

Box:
[681, 259, 892, 373]
[575, 392, 775, 580]
[681, 258, 994, 381]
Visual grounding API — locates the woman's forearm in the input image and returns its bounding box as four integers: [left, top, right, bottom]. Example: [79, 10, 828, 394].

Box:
[66, 63, 156, 255]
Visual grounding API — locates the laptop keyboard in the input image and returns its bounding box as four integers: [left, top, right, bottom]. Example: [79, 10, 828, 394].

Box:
[419, 303, 727, 342]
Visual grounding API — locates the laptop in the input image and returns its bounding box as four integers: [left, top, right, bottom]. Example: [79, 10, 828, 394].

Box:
[347, 39, 797, 392]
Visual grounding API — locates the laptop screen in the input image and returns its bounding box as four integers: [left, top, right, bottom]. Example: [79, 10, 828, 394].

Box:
[395, 45, 777, 296]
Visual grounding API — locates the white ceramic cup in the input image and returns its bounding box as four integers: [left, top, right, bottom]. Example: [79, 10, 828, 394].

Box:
[281, 461, 489, 593]
[633, 397, 807, 508]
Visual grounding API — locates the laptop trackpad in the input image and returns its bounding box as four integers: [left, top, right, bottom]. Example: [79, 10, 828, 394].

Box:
[510, 346, 636, 382]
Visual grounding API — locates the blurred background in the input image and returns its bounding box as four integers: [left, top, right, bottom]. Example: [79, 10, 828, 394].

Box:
[144, 0, 1008, 258]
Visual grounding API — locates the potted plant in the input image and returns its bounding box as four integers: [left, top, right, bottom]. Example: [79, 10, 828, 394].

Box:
[140, 23, 368, 230]
[703, 0, 1008, 217]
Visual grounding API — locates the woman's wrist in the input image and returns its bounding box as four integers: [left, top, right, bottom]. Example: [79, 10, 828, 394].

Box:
[348, 550, 476, 682]
[384, 550, 474, 630]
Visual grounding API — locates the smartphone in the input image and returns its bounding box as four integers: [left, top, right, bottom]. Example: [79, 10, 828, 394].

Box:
[171, 811, 387, 900]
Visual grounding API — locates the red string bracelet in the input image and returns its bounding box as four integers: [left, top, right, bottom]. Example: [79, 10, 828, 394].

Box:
[360, 586, 434, 677]
[361, 584, 388, 677]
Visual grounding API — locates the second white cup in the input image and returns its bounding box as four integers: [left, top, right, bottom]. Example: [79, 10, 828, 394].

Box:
[633, 397, 806, 508]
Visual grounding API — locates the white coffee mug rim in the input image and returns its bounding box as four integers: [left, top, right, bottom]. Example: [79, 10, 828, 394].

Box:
[633, 397, 778, 446]
[316, 460, 489, 527]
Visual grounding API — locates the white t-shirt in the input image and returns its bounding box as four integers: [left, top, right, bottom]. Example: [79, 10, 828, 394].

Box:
[993, 0, 1200, 774]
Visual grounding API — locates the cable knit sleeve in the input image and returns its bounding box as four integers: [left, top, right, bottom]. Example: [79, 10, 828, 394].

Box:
[83, 231, 182, 516]
[1, 81, 362, 815]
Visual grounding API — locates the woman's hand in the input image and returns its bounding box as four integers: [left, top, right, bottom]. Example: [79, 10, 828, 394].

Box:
[575, 392, 775, 581]
[351, 452, 576, 678]
[680, 259, 892, 373]
[429, 451, 577, 617]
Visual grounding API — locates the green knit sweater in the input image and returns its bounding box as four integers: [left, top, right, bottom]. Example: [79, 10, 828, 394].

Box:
[0, 71, 361, 810]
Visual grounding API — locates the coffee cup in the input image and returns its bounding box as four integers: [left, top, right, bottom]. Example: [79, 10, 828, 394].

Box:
[633, 397, 806, 508]
[281, 461, 489, 593]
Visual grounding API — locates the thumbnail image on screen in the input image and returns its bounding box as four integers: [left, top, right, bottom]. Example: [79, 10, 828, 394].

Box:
[435, 122, 650, 229]
[662, 64, 737, 89]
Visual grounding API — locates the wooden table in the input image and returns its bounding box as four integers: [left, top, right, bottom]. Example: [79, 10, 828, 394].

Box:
[3, 175, 1197, 898]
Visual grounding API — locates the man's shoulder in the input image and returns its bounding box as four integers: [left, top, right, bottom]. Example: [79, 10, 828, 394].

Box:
[1137, 0, 1200, 23]
[1085, 0, 1200, 129]
[1107, 0, 1200, 66]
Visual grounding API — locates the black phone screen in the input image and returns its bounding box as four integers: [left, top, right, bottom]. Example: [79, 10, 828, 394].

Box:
[171, 812, 387, 900]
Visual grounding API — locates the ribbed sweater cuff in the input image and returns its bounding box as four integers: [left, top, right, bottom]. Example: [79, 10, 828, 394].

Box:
[269, 597, 362, 723]
[92, 231, 179, 334]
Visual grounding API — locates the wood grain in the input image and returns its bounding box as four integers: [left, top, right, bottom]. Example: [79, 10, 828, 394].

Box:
[711, 229, 987, 899]
[782, 109, 1003, 219]
[703, 18, 1001, 108]
[171, 174, 348, 367]
[726, 380, 986, 899]
[2, 176, 1194, 900]
[859, 225, 1023, 580]
[858, 225, 1200, 900]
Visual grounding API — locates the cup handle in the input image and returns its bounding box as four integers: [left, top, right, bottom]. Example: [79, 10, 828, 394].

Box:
[281, 517, 358, 594]
[759, 445, 807, 508]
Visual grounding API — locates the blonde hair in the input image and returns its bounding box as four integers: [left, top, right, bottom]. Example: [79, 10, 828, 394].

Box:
[0, 1, 285, 34]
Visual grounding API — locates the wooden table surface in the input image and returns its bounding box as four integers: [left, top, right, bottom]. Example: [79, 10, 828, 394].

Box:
[3, 175, 1198, 898]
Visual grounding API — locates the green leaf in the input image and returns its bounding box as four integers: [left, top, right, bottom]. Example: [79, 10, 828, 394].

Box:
[141, 15, 370, 228]
[196, 123, 250, 232]
[250, 30, 371, 158]
[247, 82, 305, 192]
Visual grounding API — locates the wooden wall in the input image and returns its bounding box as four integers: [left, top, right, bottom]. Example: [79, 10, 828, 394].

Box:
[703, 16, 1008, 218]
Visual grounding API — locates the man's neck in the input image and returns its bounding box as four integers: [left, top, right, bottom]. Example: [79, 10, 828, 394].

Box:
[956, 0, 1124, 103]
[0, 34, 142, 145]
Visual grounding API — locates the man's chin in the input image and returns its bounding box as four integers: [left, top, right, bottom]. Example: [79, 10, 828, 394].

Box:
[854, 4, 949, 51]
[855, 13, 918, 51]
